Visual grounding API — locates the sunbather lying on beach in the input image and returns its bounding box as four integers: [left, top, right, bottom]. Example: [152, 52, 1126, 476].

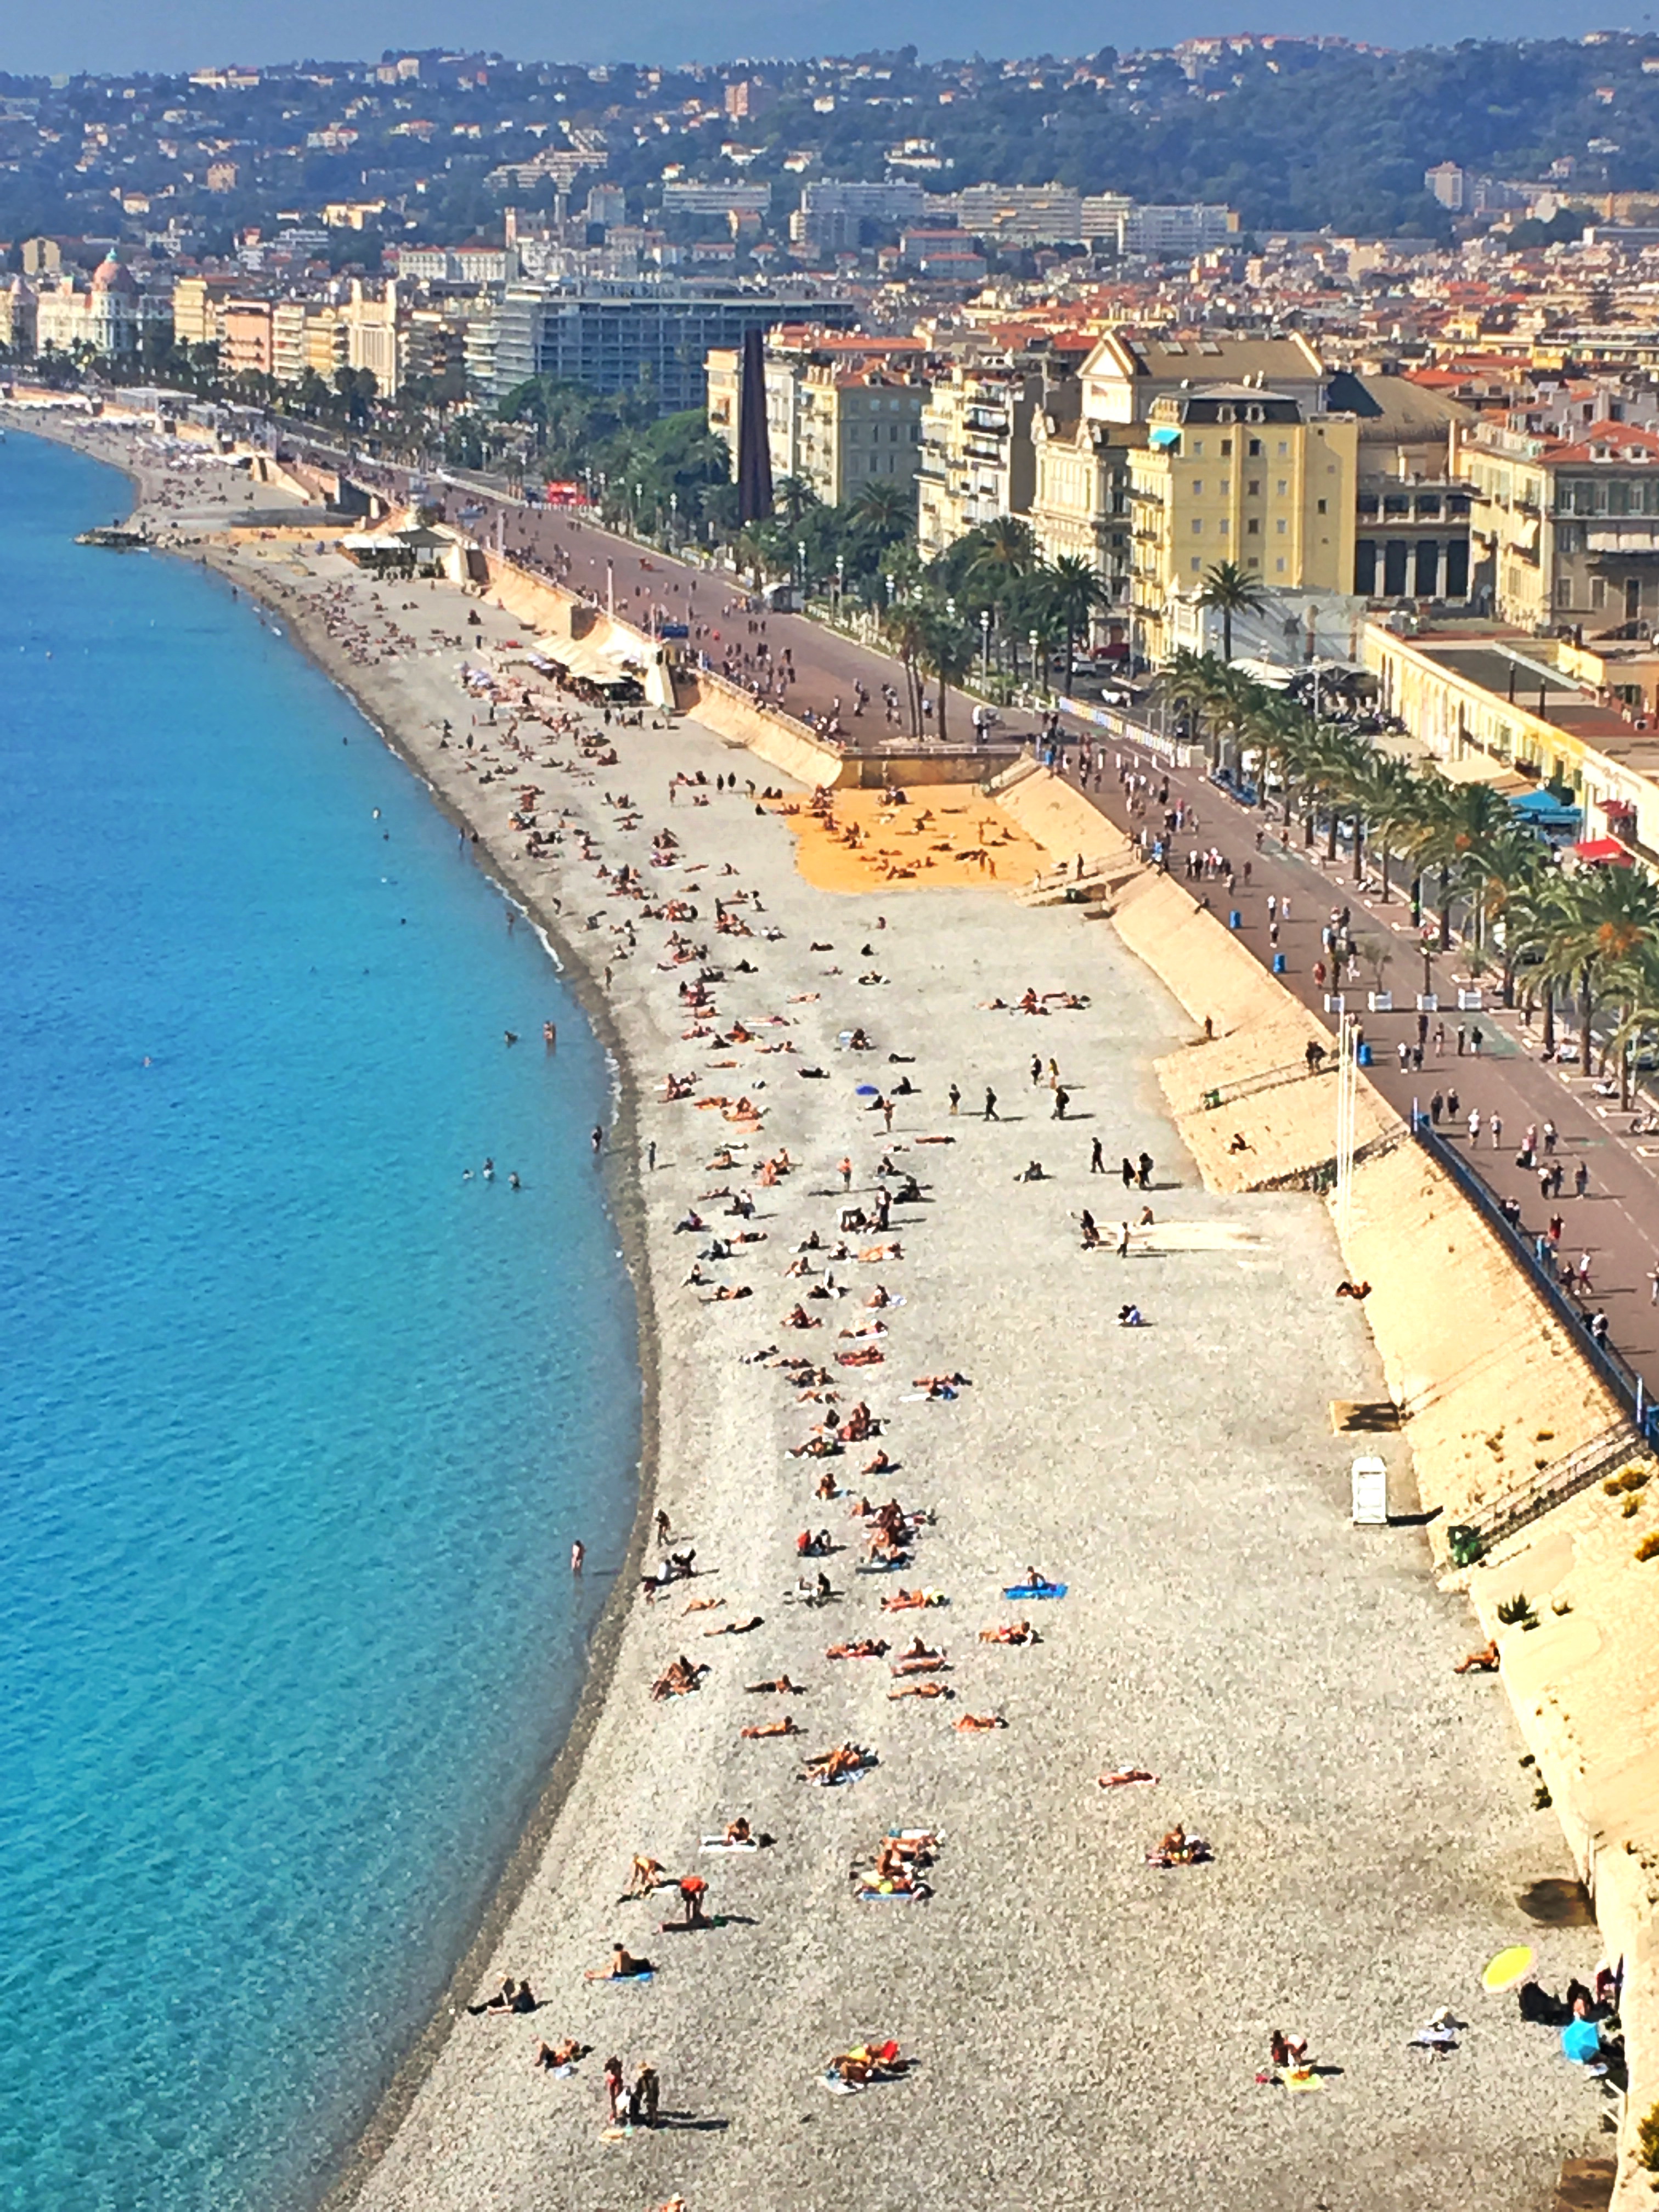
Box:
[890, 1654, 946, 1675]
[740, 1718, 801, 1740]
[825, 2040, 908, 2087]
[1454, 1640, 1500, 1673]
[746, 1674, 804, 1695]
[913, 1372, 970, 1396]
[723, 1816, 753, 1846]
[1098, 1768, 1158, 1788]
[881, 1588, 944, 1612]
[650, 1655, 706, 1700]
[979, 1622, 1040, 1645]
[585, 1942, 654, 1982]
[533, 2037, 588, 2070]
[827, 1638, 889, 1660]
[1148, 1824, 1212, 1867]
[802, 1741, 873, 1783]
[889, 1681, 951, 1700]
[704, 1616, 763, 1635]
[682, 1595, 722, 1614]
[953, 1713, 1006, 1733]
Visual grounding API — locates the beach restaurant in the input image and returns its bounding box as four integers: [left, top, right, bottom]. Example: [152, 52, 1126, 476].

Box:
[340, 523, 452, 578]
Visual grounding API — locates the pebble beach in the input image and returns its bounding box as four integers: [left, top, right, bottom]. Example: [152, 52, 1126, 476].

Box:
[15, 419, 1606, 2211]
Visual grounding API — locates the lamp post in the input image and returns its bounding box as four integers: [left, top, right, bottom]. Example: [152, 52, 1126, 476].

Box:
[669, 490, 678, 546]
[797, 538, 806, 601]
[834, 552, 844, 617]
[980, 605, 991, 683]
[1029, 629, 1042, 699]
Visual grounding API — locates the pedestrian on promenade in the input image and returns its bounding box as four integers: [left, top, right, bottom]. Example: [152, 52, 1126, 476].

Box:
[1397, 1043, 1410, 1073]
[1575, 1160, 1590, 1198]
[1471, 1026, 1484, 1057]
[1447, 1087, 1460, 1119]
[1431, 1091, 1444, 1125]
[1457, 1025, 1467, 1056]
[1468, 1108, 1481, 1143]
[1491, 1114, 1503, 1149]
[1549, 1214, 1565, 1248]
[1544, 1121, 1559, 1154]
[1590, 1311, 1611, 1347]
[1578, 1252, 1594, 1293]
[1649, 1259, 1659, 1305]
[1435, 1022, 1446, 1055]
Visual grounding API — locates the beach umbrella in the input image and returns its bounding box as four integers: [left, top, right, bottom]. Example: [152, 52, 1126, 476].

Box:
[854, 1084, 880, 1096]
[1481, 1944, 1534, 1993]
[1561, 2017, 1602, 2064]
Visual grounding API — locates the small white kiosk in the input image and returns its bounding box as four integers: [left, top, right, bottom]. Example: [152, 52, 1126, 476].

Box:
[1351, 1455, 1389, 1525]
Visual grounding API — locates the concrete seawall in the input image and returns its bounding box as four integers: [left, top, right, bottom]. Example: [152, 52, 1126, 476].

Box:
[1007, 761, 1659, 2198]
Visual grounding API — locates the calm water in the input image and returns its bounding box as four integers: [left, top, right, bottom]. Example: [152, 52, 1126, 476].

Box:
[0, 432, 639, 2212]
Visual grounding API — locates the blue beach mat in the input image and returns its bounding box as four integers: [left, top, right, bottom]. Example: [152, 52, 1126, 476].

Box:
[1003, 1582, 1067, 1600]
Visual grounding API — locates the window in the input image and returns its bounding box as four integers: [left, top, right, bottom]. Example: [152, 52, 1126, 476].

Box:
[1555, 577, 1572, 607]
[1246, 555, 1259, 568]
[1276, 557, 1286, 572]
[1591, 576, 1607, 611]
[1190, 439, 1204, 456]
[1191, 556, 1201, 572]
[1276, 479, 1288, 496]
[1246, 518, 1259, 534]
[1218, 518, 1229, 536]
[1220, 439, 1232, 456]
[1278, 440, 1289, 456]
[1316, 498, 1327, 515]
[1247, 479, 1261, 495]
[1191, 479, 1203, 494]
[1276, 518, 1286, 534]
[1248, 438, 1263, 457]
[1218, 478, 1230, 495]
[1192, 518, 1203, 534]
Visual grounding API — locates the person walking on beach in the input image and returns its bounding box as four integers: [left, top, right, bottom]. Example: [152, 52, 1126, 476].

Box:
[840, 1156, 854, 1189]
[1137, 1152, 1154, 1190]
[603, 2056, 625, 2126]
[949, 1084, 961, 1116]
[984, 1088, 999, 1121]
[1053, 1088, 1070, 1121]
[1091, 1138, 1105, 1173]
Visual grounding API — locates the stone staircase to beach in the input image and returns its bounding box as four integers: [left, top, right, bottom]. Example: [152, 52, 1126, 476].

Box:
[1457, 1419, 1649, 1560]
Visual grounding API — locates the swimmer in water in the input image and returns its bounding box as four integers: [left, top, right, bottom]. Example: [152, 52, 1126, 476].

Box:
[462, 1169, 475, 1182]
[482, 1158, 495, 1182]
[509, 1172, 521, 1190]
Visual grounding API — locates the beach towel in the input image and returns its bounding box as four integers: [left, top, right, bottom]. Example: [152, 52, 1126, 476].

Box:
[1003, 1582, 1067, 1601]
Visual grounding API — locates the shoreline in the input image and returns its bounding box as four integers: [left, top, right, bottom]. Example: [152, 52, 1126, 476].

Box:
[9, 408, 1612, 2211]
[3, 409, 675, 2212]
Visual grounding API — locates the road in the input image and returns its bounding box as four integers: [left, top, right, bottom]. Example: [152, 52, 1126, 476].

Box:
[337, 458, 1659, 1417]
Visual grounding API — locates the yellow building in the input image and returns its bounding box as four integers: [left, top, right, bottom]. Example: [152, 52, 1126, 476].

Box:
[1030, 406, 1142, 634]
[171, 273, 239, 348]
[1463, 415, 1659, 635]
[1128, 383, 1357, 662]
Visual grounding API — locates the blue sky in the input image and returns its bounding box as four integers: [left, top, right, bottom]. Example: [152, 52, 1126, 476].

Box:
[2, 0, 1637, 76]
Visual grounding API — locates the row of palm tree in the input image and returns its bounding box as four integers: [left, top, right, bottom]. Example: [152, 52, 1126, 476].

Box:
[1163, 651, 1659, 1101]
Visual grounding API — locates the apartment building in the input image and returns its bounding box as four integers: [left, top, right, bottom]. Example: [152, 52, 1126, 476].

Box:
[35, 252, 151, 359]
[489, 280, 854, 411]
[706, 328, 929, 505]
[1326, 366, 1475, 601]
[221, 295, 274, 379]
[791, 179, 926, 256]
[0, 274, 37, 354]
[1127, 383, 1358, 662]
[171, 273, 241, 347]
[1465, 415, 1659, 633]
[1030, 404, 1142, 622]
[916, 360, 1041, 558]
[270, 298, 347, 385]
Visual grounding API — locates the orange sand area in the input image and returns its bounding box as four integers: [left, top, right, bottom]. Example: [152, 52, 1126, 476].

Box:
[769, 787, 1041, 895]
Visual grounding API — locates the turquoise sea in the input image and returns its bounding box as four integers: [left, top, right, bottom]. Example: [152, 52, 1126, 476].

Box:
[0, 431, 639, 2212]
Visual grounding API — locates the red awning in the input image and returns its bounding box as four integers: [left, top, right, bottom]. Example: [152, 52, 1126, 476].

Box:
[1572, 837, 1632, 864]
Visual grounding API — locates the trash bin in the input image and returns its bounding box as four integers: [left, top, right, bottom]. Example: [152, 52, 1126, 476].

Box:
[1229, 909, 1242, 930]
[1357, 1042, 1373, 1066]
[1447, 1523, 1485, 1568]
[1272, 952, 1285, 975]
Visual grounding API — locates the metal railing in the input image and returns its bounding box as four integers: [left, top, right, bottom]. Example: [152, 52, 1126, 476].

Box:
[1458, 1418, 1645, 1556]
[1410, 1113, 1654, 1431]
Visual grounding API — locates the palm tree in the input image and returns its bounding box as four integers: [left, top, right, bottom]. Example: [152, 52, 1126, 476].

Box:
[774, 474, 816, 528]
[916, 602, 974, 744]
[1346, 751, 1424, 899]
[969, 515, 1041, 592]
[1412, 780, 1512, 950]
[1042, 556, 1112, 689]
[1197, 559, 1268, 662]
[1160, 648, 1220, 751]
[1542, 862, 1659, 1081]
[881, 600, 928, 736]
[854, 478, 912, 535]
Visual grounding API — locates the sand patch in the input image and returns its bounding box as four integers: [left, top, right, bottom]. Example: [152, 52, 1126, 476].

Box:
[769, 787, 1042, 896]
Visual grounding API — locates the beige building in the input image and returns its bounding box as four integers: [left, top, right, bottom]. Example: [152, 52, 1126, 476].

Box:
[1030, 406, 1142, 631]
[221, 296, 274, 380]
[916, 360, 1041, 558]
[0, 274, 37, 355]
[343, 279, 402, 395]
[707, 329, 929, 509]
[1127, 383, 1358, 662]
[171, 273, 241, 348]
[1463, 415, 1659, 634]
[1079, 329, 1327, 426]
